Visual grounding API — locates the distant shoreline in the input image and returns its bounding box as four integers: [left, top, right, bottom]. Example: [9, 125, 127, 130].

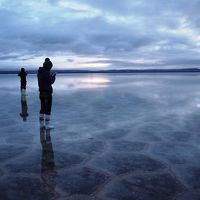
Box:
[0, 68, 200, 74]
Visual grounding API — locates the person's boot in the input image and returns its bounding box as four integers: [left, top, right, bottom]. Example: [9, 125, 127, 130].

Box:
[39, 114, 45, 128]
[45, 115, 54, 129]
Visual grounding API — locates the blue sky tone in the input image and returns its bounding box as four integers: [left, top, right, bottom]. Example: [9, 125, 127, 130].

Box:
[0, 0, 200, 70]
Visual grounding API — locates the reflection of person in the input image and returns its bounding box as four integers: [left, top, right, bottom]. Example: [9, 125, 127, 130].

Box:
[18, 68, 27, 96]
[37, 58, 56, 129]
[20, 94, 28, 121]
[40, 128, 57, 196]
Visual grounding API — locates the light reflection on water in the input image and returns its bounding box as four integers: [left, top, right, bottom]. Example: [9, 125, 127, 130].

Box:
[55, 74, 111, 90]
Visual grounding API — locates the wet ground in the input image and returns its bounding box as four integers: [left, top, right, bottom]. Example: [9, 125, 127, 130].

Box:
[0, 73, 200, 200]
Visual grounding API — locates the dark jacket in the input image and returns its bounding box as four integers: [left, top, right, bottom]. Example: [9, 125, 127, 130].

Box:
[37, 67, 56, 94]
[18, 71, 27, 83]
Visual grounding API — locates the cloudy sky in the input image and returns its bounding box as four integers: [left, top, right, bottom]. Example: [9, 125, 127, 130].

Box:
[0, 0, 200, 70]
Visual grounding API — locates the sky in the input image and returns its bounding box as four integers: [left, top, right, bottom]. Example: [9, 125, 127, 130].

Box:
[0, 0, 200, 70]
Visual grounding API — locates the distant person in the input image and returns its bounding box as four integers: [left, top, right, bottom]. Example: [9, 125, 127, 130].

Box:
[18, 68, 27, 95]
[37, 58, 56, 129]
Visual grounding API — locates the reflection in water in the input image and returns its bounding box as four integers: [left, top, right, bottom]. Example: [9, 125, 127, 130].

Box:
[196, 103, 200, 108]
[40, 128, 57, 196]
[81, 75, 110, 84]
[56, 74, 111, 90]
[20, 93, 28, 121]
[79, 75, 111, 89]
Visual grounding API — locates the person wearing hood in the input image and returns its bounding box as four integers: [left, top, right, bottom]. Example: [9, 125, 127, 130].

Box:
[37, 58, 56, 129]
[18, 68, 27, 96]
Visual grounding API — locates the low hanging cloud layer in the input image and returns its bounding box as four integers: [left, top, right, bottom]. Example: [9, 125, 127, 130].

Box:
[0, 0, 200, 69]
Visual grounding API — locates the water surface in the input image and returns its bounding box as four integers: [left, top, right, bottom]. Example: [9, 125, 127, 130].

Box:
[0, 73, 200, 200]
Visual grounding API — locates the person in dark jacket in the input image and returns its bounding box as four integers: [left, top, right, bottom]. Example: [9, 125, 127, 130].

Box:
[18, 68, 27, 95]
[37, 58, 56, 129]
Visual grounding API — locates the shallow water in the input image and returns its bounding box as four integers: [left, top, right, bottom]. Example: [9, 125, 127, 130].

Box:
[0, 73, 200, 199]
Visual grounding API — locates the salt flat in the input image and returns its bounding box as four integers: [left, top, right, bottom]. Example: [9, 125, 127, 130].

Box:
[0, 73, 200, 200]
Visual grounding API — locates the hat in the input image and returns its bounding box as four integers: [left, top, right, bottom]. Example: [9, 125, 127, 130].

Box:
[43, 59, 53, 70]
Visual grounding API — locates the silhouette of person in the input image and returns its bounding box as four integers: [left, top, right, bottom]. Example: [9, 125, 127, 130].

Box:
[20, 93, 28, 121]
[37, 58, 56, 129]
[40, 127, 57, 196]
[18, 68, 27, 96]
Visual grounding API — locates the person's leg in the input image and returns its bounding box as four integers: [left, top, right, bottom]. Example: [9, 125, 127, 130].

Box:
[40, 93, 46, 114]
[24, 82, 26, 90]
[20, 82, 23, 91]
[46, 93, 52, 115]
[45, 93, 53, 129]
[21, 82, 26, 95]
[39, 92, 46, 128]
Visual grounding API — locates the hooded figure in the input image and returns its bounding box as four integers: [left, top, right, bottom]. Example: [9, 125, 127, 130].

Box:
[38, 58, 55, 93]
[37, 58, 56, 129]
[18, 68, 27, 95]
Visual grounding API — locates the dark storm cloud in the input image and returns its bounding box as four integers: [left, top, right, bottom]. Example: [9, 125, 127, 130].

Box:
[0, 0, 200, 69]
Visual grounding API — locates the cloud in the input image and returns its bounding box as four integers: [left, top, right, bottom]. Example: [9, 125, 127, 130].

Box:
[67, 58, 74, 63]
[0, 0, 200, 69]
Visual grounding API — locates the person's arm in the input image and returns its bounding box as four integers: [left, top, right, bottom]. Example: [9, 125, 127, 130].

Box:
[43, 71, 55, 85]
[43, 71, 52, 86]
[50, 72, 56, 84]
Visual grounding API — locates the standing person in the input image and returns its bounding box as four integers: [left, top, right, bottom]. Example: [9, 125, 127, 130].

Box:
[37, 58, 56, 129]
[18, 68, 27, 95]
